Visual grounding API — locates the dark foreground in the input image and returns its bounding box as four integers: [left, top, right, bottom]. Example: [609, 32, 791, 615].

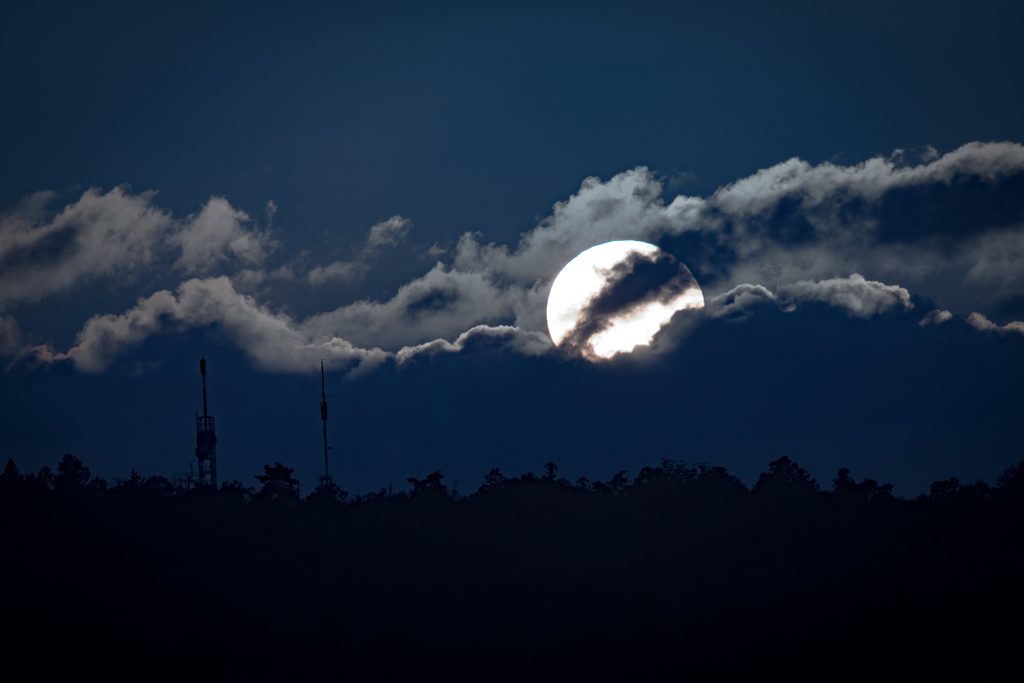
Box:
[2, 455, 1022, 680]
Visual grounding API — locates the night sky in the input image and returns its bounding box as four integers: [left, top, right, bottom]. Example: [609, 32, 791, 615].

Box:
[2, 0, 1023, 496]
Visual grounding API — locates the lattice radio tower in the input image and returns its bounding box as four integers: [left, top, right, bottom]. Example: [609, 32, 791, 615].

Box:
[195, 357, 217, 488]
[318, 360, 333, 488]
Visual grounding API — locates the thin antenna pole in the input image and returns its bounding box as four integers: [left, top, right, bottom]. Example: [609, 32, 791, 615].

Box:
[321, 360, 329, 484]
[200, 356, 208, 417]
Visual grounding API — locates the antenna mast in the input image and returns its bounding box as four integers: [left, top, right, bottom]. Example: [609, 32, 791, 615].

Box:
[318, 360, 333, 489]
[202, 357, 208, 416]
[194, 357, 217, 488]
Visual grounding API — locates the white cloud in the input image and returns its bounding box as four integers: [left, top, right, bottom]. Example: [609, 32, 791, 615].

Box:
[447, 142, 1024, 322]
[301, 262, 530, 350]
[20, 274, 550, 375]
[708, 141, 1024, 217]
[778, 274, 913, 318]
[64, 277, 390, 374]
[919, 309, 953, 326]
[0, 314, 25, 356]
[269, 250, 312, 282]
[0, 187, 276, 305]
[364, 215, 411, 255]
[173, 197, 277, 275]
[706, 276, 914, 321]
[453, 168, 704, 284]
[6, 344, 74, 373]
[306, 215, 412, 287]
[961, 227, 1024, 295]
[706, 284, 779, 320]
[965, 312, 1024, 337]
[698, 143, 1024, 306]
[8, 140, 1024, 375]
[0, 187, 173, 304]
[230, 268, 270, 292]
[396, 324, 553, 364]
[306, 260, 367, 287]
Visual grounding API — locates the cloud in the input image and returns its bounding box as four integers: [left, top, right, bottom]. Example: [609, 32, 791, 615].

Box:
[301, 262, 531, 350]
[706, 284, 779, 320]
[696, 142, 1024, 307]
[965, 313, 1024, 337]
[706, 276, 913, 320]
[173, 198, 277, 275]
[708, 141, 1024, 217]
[0, 187, 275, 305]
[61, 277, 390, 374]
[364, 215, 411, 255]
[453, 168, 704, 285]
[960, 227, 1024, 296]
[777, 274, 913, 318]
[447, 142, 1024, 325]
[5, 345, 74, 373]
[919, 309, 953, 326]
[0, 315, 25, 356]
[0, 187, 173, 304]
[269, 250, 312, 282]
[8, 140, 1024, 376]
[20, 274, 548, 376]
[306, 260, 367, 287]
[396, 325, 553, 364]
[307, 215, 412, 287]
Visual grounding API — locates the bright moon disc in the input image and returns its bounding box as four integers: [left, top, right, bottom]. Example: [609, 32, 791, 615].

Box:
[546, 240, 704, 358]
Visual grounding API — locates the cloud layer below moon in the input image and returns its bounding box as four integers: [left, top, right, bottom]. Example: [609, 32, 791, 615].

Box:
[3, 141, 1024, 375]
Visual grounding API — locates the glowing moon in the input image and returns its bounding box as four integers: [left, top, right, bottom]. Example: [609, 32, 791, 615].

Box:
[546, 240, 704, 358]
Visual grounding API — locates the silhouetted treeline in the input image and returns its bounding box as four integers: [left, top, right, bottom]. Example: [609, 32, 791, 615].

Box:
[2, 454, 1023, 680]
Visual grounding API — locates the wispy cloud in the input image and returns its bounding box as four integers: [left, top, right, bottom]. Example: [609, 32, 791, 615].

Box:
[306, 215, 412, 287]
[706, 275, 913, 320]
[0, 314, 25, 356]
[706, 284, 779, 320]
[0, 187, 276, 305]
[53, 277, 391, 375]
[5, 141, 1024, 374]
[966, 312, 1024, 337]
[777, 274, 913, 318]
[173, 197, 277, 275]
[919, 309, 953, 327]
[14, 275, 550, 376]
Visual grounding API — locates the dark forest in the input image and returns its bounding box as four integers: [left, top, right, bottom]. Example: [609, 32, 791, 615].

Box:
[2, 453, 1022, 680]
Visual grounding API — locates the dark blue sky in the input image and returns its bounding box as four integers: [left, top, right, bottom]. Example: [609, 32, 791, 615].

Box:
[2, 0, 1023, 495]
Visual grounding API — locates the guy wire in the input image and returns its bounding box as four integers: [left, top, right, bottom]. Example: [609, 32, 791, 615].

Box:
[327, 416, 348, 486]
[281, 403, 317, 461]
[331, 411, 372, 492]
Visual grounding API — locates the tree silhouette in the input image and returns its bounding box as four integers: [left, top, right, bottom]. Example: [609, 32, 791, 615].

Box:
[997, 459, 1024, 498]
[1, 458, 21, 485]
[753, 455, 819, 498]
[306, 482, 348, 507]
[832, 467, 895, 502]
[54, 454, 91, 493]
[218, 479, 254, 505]
[1, 451, 1022, 679]
[253, 462, 300, 503]
[929, 477, 961, 499]
[407, 470, 448, 496]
